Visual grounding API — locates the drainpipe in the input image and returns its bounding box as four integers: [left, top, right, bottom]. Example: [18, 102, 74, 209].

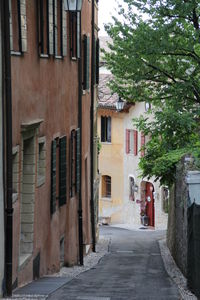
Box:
[78, 12, 83, 266]
[90, 0, 96, 252]
[2, 0, 13, 296]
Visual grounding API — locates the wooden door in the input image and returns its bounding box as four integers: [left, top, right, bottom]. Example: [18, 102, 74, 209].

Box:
[146, 182, 155, 227]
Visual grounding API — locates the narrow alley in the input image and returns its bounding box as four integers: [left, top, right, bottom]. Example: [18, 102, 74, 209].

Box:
[46, 226, 179, 300]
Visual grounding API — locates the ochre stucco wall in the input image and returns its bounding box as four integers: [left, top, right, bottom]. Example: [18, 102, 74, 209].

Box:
[98, 109, 124, 224]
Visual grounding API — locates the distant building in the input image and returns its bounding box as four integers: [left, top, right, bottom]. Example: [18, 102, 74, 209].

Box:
[7, 0, 99, 290]
[98, 37, 168, 229]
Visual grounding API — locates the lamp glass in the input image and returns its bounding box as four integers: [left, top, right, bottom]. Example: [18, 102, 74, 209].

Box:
[64, 0, 82, 11]
[116, 97, 124, 111]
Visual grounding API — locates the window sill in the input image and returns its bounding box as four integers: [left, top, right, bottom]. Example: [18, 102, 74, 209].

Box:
[37, 176, 45, 187]
[12, 193, 18, 203]
[40, 53, 49, 59]
[101, 197, 112, 202]
[101, 142, 112, 145]
[71, 57, 77, 61]
[19, 253, 32, 271]
[11, 51, 22, 56]
[54, 55, 63, 60]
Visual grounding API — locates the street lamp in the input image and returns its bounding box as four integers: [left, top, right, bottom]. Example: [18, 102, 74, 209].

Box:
[64, 0, 83, 11]
[115, 97, 125, 111]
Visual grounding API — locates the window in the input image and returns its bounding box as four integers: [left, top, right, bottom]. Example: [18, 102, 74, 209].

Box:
[126, 129, 138, 155]
[102, 175, 111, 198]
[37, 137, 46, 186]
[101, 116, 111, 143]
[37, 0, 67, 57]
[53, 0, 67, 57]
[83, 35, 90, 90]
[69, 12, 80, 59]
[129, 177, 135, 201]
[37, 0, 49, 55]
[95, 38, 99, 84]
[12, 146, 19, 202]
[9, 0, 27, 53]
[51, 136, 67, 213]
[70, 130, 76, 197]
[140, 132, 145, 157]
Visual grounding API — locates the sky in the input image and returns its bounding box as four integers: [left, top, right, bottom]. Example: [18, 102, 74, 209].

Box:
[98, 0, 119, 36]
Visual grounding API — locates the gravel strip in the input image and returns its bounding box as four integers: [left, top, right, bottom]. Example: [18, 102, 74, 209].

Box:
[50, 236, 110, 278]
[159, 239, 197, 300]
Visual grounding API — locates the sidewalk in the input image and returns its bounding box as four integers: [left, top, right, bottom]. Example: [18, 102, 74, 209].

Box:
[5, 236, 110, 300]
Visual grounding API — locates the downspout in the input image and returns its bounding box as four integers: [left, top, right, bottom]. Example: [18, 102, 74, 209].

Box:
[78, 12, 84, 266]
[90, 0, 96, 252]
[2, 0, 13, 296]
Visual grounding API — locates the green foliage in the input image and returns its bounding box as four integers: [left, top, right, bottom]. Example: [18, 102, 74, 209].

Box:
[103, 0, 200, 186]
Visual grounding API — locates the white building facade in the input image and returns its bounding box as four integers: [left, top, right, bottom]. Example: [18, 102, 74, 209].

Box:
[123, 102, 168, 229]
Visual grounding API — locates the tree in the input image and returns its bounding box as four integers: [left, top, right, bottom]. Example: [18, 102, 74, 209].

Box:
[103, 0, 200, 186]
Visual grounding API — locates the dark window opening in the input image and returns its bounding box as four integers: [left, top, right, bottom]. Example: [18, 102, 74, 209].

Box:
[70, 130, 76, 197]
[101, 116, 111, 143]
[11, 0, 21, 52]
[54, 0, 64, 56]
[102, 175, 111, 198]
[69, 12, 80, 59]
[37, 0, 49, 55]
[83, 35, 90, 90]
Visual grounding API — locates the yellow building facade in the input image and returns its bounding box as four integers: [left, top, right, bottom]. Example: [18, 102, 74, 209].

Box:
[98, 107, 125, 224]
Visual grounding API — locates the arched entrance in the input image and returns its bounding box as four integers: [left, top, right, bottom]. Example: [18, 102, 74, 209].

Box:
[146, 182, 155, 227]
[140, 181, 155, 227]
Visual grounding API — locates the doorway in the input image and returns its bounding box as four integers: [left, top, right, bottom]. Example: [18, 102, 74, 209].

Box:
[145, 182, 155, 227]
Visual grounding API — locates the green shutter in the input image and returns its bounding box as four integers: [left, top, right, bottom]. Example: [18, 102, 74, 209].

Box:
[76, 128, 80, 193]
[70, 130, 74, 197]
[51, 140, 57, 214]
[59, 136, 67, 206]
[83, 35, 90, 90]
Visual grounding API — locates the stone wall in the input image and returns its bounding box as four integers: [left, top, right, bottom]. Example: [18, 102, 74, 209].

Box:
[167, 156, 196, 277]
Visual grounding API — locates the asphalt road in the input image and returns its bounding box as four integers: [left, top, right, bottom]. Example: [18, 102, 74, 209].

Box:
[47, 226, 180, 300]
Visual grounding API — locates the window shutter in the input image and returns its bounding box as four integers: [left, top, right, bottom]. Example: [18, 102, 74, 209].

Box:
[49, 0, 54, 55]
[51, 140, 57, 214]
[62, 1, 67, 56]
[76, 128, 81, 193]
[126, 129, 130, 154]
[134, 130, 138, 156]
[53, 0, 57, 56]
[20, 0, 27, 52]
[76, 12, 80, 58]
[59, 136, 67, 206]
[70, 131, 74, 197]
[101, 117, 105, 142]
[9, 0, 13, 51]
[107, 117, 111, 143]
[96, 38, 99, 84]
[83, 35, 90, 90]
[141, 132, 145, 157]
